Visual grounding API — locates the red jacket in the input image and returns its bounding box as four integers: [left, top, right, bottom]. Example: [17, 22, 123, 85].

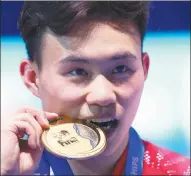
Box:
[112, 140, 190, 175]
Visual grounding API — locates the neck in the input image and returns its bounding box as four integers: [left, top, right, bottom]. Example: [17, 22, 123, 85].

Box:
[68, 156, 117, 175]
[67, 133, 129, 175]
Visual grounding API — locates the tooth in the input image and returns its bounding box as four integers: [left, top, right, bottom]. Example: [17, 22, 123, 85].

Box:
[101, 119, 108, 122]
[103, 118, 112, 122]
[90, 118, 114, 123]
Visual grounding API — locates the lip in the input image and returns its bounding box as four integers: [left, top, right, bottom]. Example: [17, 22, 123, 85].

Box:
[82, 115, 117, 121]
[87, 118, 116, 122]
[56, 115, 118, 124]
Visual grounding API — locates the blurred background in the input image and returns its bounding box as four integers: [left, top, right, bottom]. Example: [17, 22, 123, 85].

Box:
[1, 1, 190, 157]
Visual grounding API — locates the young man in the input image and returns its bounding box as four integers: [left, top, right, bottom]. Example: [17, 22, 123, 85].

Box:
[1, 2, 190, 175]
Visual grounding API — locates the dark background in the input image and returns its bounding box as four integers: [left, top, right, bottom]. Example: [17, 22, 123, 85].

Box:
[1, 1, 190, 36]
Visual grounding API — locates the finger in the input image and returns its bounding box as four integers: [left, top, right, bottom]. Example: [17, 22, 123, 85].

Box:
[44, 111, 59, 120]
[17, 106, 58, 120]
[10, 121, 37, 149]
[14, 113, 43, 148]
[16, 106, 58, 128]
[18, 131, 26, 139]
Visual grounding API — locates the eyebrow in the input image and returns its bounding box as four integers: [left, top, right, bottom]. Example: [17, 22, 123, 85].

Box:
[59, 51, 137, 64]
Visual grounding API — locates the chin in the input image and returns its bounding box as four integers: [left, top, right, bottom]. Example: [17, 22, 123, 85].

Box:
[99, 129, 128, 158]
[100, 145, 118, 158]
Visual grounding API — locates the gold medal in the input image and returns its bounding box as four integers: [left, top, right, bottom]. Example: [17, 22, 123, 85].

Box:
[41, 117, 107, 160]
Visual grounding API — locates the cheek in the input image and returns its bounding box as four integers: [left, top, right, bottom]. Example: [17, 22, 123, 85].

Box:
[117, 70, 145, 115]
[118, 70, 145, 101]
[44, 84, 84, 101]
[38, 76, 86, 112]
[55, 85, 85, 101]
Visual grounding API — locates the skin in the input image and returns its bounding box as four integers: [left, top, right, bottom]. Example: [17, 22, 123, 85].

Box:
[1, 23, 149, 175]
[1, 107, 58, 175]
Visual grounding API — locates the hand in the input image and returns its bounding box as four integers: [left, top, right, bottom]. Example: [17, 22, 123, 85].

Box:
[1, 106, 58, 175]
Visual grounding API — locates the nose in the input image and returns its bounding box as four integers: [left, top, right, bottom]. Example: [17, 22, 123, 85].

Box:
[85, 75, 116, 107]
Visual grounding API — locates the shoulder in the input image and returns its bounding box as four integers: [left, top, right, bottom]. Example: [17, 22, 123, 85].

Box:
[142, 140, 190, 175]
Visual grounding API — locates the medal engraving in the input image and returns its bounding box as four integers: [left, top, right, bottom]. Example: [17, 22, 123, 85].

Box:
[52, 130, 70, 140]
[42, 122, 106, 159]
[73, 123, 99, 148]
[58, 137, 79, 147]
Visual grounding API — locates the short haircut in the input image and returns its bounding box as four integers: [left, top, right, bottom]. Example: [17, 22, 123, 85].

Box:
[18, 1, 150, 68]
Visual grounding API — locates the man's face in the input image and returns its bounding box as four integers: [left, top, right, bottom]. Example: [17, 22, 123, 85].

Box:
[29, 23, 149, 157]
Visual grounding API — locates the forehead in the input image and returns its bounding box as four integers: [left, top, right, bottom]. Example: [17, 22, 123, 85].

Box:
[41, 23, 141, 62]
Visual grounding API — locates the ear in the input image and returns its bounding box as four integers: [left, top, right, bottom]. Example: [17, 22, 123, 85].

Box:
[20, 59, 40, 98]
[142, 52, 150, 81]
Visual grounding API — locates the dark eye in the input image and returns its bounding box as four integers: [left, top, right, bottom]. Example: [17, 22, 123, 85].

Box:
[112, 65, 127, 74]
[68, 68, 88, 76]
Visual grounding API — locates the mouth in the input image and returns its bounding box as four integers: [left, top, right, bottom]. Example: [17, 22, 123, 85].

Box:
[49, 116, 119, 135]
[87, 118, 118, 133]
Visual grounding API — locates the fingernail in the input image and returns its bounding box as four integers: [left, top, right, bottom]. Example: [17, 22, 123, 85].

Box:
[43, 118, 49, 125]
[43, 124, 50, 129]
[42, 121, 50, 129]
[51, 113, 58, 116]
